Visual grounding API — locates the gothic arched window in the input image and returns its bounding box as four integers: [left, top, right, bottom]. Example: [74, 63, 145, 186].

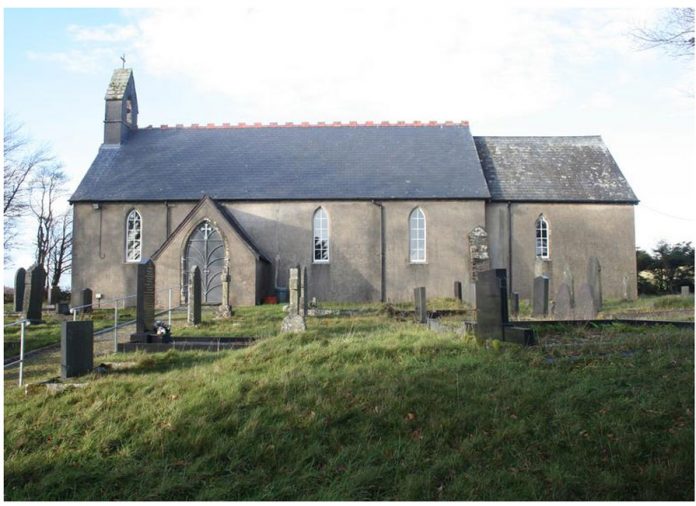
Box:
[313, 207, 329, 263]
[535, 215, 549, 259]
[125, 209, 142, 262]
[409, 207, 426, 263]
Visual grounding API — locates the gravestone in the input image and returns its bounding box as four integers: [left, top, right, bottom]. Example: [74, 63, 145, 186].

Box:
[511, 292, 520, 317]
[454, 281, 463, 302]
[587, 256, 602, 309]
[49, 286, 62, 306]
[562, 265, 575, 307]
[13, 267, 26, 312]
[56, 302, 70, 315]
[81, 288, 93, 313]
[475, 269, 508, 340]
[532, 276, 549, 317]
[300, 266, 308, 316]
[134, 259, 155, 336]
[468, 226, 490, 282]
[61, 321, 93, 379]
[575, 283, 598, 320]
[281, 266, 306, 333]
[554, 283, 573, 320]
[218, 264, 232, 318]
[681, 286, 690, 297]
[414, 287, 427, 323]
[622, 275, 629, 301]
[187, 266, 202, 325]
[23, 264, 46, 323]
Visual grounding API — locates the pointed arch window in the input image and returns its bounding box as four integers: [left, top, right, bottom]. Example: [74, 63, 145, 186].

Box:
[409, 207, 426, 263]
[125, 209, 142, 262]
[313, 207, 329, 263]
[535, 215, 549, 259]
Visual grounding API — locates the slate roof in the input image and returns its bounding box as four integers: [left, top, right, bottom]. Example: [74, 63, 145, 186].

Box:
[474, 136, 638, 203]
[70, 123, 490, 202]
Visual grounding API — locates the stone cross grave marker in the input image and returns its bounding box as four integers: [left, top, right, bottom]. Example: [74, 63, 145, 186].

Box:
[13, 267, 25, 312]
[587, 256, 602, 310]
[188, 266, 202, 325]
[81, 288, 93, 313]
[554, 282, 573, 320]
[575, 283, 598, 320]
[532, 276, 549, 317]
[281, 266, 306, 333]
[475, 269, 508, 340]
[681, 286, 691, 297]
[23, 264, 46, 323]
[454, 281, 463, 302]
[414, 287, 427, 323]
[135, 259, 156, 336]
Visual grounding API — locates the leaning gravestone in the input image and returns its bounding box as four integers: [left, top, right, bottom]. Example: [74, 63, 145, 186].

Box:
[23, 264, 46, 323]
[532, 276, 549, 317]
[281, 267, 306, 333]
[414, 287, 427, 323]
[188, 266, 202, 325]
[134, 259, 156, 337]
[575, 283, 598, 320]
[475, 269, 508, 340]
[587, 256, 602, 309]
[81, 288, 93, 313]
[554, 283, 573, 320]
[13, 267, 26, 312]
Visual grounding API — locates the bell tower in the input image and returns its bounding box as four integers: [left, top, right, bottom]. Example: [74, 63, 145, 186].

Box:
[103, 68, 138, 144]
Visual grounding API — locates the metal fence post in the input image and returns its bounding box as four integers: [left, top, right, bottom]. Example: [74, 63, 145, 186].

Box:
[114, 299, 119, 353]
[18, 320, 26, 387]
[168, 288, 172, 327]
[72, 308, 77, 321]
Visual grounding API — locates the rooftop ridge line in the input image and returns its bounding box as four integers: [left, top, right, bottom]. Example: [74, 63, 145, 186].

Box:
[142, 120, 470, 130]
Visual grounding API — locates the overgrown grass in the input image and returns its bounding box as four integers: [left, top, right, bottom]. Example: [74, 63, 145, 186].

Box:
[4, 309, 693, 500]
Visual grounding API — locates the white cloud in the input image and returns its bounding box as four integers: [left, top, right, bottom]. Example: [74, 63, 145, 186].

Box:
[26, 47, 121, 74]
[67, 23, 139, 42]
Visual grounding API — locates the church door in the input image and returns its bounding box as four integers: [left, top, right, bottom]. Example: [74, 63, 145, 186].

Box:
[183, 221, 225, 304]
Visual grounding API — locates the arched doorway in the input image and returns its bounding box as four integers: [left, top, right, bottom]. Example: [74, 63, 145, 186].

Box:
[183, 220, 225, 304]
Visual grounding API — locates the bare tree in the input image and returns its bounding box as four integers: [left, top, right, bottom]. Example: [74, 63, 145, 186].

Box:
[633, 8, 694, 58]
[48, 210, 73, 296]
[4, 117, 54, 257]
[29, 165, 68, 287]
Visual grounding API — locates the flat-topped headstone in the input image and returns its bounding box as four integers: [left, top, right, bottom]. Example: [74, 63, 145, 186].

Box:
[681, 285, 690, 297]
[454, 281, 463, 302]
[532, 276, 549, 317]
[414, 286, 427, 323]
[23, 264, 46, 323]
[511, 292, 520, 317]
[81, 288, 93, 313]
[475, 269, 508, 340]
[61, 320, 94, 379]
[188, 266, 202, 325]
[135, 259, 155, 335]
[13, 267, 25, 312]
[587, 256, 602, 309]
[575, 283, 598, 320]
[554, 282, 573, 320]
[49, 285, 62, 306]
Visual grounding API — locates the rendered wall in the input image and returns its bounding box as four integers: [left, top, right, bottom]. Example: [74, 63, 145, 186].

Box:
[485, 202, 638, 301]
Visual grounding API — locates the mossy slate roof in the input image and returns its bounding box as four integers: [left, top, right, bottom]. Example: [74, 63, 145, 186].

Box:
[474, 136, 638, 203]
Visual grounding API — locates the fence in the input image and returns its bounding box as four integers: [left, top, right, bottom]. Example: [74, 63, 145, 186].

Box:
[4, 287, 182, 387]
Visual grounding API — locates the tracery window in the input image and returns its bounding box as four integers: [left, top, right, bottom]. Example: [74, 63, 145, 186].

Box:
[535, 215, 549, 259]
[313, 207, 329, 262]
[125, 209, 142, 262]
[409, 207, 426, 263]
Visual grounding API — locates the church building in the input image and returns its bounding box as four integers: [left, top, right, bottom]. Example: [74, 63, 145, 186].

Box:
[70, 69, 639, 308]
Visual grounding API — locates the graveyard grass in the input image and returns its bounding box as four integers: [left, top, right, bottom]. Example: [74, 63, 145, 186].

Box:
[4, 304, 694, 501]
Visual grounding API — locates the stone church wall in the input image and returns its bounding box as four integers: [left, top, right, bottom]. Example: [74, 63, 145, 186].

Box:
[485, 202, 637, 301]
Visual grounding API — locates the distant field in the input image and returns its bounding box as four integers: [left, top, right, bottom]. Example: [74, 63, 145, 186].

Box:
[4, 305, 693, 500]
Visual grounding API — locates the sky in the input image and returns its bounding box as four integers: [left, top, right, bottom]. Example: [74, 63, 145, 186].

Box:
[2, 3, 695, 287]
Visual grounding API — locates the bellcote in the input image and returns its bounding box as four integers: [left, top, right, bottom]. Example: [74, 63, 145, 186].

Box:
[103, 68, 138, 144]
